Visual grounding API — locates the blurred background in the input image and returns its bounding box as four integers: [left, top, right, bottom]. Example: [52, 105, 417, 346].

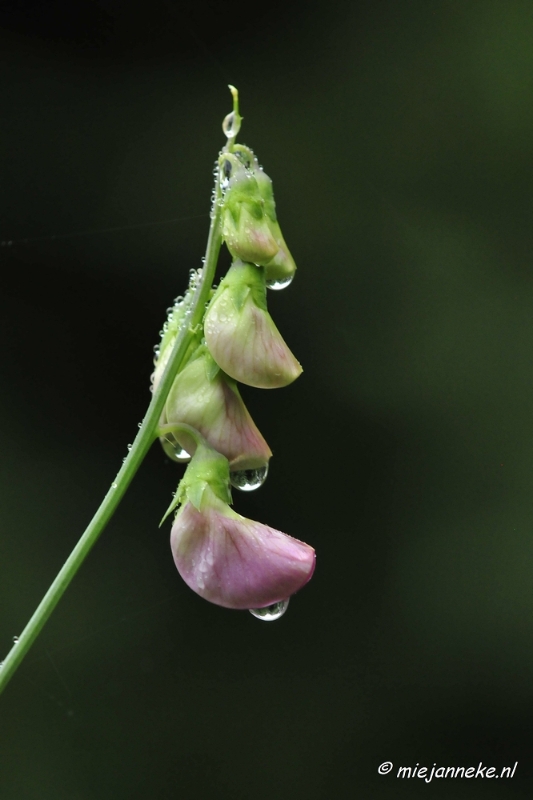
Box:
[1, 1, 533, 797]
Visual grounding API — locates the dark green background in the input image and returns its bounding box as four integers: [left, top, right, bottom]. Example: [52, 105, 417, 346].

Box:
[1, 1, 532, 797]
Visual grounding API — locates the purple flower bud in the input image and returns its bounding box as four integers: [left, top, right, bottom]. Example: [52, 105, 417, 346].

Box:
[204, 260, 302, 389]
[170, 488, 315, 609]
[161, 349, 272, 470]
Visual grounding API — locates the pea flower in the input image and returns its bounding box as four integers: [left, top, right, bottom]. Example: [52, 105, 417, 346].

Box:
[168, 441, 315, 610]
[233, 144, 297, 287]
[204, 259, 302, 389]
[160, 347, 272, 471]
[220, 152, 279, 265]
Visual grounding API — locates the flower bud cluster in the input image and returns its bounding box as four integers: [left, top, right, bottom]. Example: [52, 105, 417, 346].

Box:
[152, 95, 314, 615]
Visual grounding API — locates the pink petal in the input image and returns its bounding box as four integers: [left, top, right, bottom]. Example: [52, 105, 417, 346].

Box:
[205, 296, 302, 389]
[170, 501, 315, 609]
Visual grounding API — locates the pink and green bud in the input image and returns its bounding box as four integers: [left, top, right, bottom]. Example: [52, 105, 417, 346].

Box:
[204, 260, 302, 389]
[160, 347, 272, 470]
[171, 486, 315, 610]
[219, 153, 279, 265]
[232, 145, 297, 287]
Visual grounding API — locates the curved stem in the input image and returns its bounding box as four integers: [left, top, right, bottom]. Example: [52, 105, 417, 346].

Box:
[158, 422, 209, 449]
[0, 177, 224, 696]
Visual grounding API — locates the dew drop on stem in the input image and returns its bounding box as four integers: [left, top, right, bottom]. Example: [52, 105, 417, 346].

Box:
[222, 111, 239, 139]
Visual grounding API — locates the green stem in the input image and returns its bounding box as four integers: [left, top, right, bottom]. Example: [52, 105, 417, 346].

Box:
[0, 177, 224, 696]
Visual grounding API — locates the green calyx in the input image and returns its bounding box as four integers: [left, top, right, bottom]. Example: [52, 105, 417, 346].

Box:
[220, 153, 263, 218]
[161, 437, 232, 523]
[208, 259, 267, 315]
[182, 443, 232, 509]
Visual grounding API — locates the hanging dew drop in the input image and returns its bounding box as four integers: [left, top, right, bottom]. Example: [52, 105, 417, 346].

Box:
[249, 598, 289, 621]
[172, 442, 191, 462]
[162, 435, 191, 463]
[13, 636, 19, 644]
[230, 465, 268, 492]
[266, 275, 294, 291]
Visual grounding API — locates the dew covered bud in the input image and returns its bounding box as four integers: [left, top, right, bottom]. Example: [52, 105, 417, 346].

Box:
[219, 153, 279, 265]
[233, 145, 297, 287]
[161, 347, 272, 471]
[171, 486, 315, 610]
[204, 260, 302, 389]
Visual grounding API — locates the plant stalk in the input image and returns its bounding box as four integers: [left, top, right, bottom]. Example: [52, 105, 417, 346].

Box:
[0, 178, 223, 696]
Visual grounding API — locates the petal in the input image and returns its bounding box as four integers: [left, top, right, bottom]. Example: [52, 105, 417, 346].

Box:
[204, 291, 302, 389]
[170, 501, 316, 609]
[223, 207, 279, 265]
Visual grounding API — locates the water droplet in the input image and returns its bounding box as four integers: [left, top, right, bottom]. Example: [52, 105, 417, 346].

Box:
[111, 482, 117, 489]
[230, 465, 269, 492]
[222, 111, 240, 139]
[163, 436, 191, 463]
[249, 599, 289, 621]
[266, 275, 294, 291]
[173, 443, 190, 461]
[13, 636, 19, 644]
[127, 444, 132, 451]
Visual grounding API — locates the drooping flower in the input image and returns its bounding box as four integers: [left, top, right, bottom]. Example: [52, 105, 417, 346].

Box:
[204, 259, 302, 389]
[166, 441, 315, 610]
[171, 487, 315, 610]
[160, 347, 272, 471]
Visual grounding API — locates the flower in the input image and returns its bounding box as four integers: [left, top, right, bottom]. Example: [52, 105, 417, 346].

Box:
[160, 348, 272, 470]
[233, 144, 297, 286]
[171, 486, 315, 609]
[204, 260, 302, 389]
[219, 153, 279, 265]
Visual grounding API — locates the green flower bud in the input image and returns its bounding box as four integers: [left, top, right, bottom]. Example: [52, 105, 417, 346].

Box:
[219, 153, 279, 265]
[232, 145, 296, 288]
[204, 260, 302, 389]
